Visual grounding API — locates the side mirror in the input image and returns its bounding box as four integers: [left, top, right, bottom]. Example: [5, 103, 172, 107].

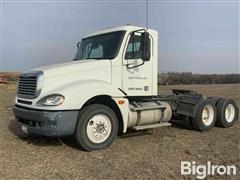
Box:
[141, 32, 150, 61]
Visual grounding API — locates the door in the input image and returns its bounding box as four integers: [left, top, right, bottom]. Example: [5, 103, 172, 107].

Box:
[122, 32, 153, 96]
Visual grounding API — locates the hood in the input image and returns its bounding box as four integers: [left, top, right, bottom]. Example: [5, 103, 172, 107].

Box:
[30, 59, 111, 77]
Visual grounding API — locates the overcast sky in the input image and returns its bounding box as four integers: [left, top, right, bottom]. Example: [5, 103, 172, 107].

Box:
[1, 0, 239, 74]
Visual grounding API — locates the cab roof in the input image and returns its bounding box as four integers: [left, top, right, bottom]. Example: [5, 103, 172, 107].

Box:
[82, 25, 157, 39]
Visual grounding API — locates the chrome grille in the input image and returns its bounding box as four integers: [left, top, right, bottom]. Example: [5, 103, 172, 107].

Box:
[17, 71, 43, 99]
[18, 75, 37, 97]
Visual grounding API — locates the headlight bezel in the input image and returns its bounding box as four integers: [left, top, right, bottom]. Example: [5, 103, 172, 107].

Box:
[36, 94, 65, 106]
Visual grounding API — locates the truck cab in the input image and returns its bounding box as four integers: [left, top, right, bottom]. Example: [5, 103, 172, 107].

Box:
[13, 25, 238, 151]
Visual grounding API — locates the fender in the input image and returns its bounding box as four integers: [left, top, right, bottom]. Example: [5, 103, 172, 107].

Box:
[48, 79, 126, 109]
[38, 79, 129, 133]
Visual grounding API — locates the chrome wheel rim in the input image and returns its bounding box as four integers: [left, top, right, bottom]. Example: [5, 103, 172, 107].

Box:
[225, 104, 235, 123]
[202, 105, 214, 126]
[86, 114, 112, 144]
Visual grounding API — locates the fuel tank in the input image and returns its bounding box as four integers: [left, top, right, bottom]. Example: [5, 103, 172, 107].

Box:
[127, 101, 172, 127]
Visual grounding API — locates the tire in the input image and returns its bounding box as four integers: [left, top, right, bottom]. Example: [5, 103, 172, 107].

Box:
[216, 98, 238, 128]
[74, 104, 118, 151]
[191, 99, 217, 131]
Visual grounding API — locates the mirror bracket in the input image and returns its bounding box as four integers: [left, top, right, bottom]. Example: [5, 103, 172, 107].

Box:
[126, 61, 145, 69]
[126, 29, 150, 69]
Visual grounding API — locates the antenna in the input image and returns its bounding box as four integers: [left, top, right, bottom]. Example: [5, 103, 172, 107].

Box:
[146, 0, 148, 30]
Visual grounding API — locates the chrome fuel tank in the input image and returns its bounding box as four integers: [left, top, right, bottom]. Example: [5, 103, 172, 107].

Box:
[128, 101, 172, 127]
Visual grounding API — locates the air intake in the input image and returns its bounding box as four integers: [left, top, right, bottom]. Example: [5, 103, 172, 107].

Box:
[17, 71, 43, 99]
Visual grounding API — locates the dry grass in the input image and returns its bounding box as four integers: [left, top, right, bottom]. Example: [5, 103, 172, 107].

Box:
[0, 84, 239, 179]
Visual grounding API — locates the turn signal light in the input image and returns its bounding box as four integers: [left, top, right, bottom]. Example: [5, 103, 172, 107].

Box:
[118, 100, 125, 105]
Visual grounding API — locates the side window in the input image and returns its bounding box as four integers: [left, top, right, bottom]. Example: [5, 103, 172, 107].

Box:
[125, 35, 141, 59]
[125, 33, 151, 60]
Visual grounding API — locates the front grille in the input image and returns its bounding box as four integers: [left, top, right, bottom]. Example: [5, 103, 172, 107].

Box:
[17, 71, 43, 99]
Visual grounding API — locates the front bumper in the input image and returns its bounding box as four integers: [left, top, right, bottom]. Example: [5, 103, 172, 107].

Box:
[13, 105, 79, 136]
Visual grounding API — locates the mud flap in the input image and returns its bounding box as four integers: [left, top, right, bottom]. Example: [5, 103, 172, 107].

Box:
[172, 89, 219, 118]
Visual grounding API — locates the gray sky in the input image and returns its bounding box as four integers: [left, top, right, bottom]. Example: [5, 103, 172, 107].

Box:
[1, 0, 239, 73]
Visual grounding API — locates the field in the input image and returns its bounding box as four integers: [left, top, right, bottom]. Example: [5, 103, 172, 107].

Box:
[0, 84, 239, 179]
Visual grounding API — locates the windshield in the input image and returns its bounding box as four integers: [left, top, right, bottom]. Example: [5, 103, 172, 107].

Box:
[74, 31, 125, 60]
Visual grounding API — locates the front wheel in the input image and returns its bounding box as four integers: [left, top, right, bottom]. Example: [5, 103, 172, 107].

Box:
[75, 104, 118, 151]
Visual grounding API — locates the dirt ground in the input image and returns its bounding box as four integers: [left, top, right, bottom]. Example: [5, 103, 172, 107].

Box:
[0, 84, 239, 179]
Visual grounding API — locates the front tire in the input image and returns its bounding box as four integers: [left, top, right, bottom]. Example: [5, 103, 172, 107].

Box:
[75, 104, 118, 151]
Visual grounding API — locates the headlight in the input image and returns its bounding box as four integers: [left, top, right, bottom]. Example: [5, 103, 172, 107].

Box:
[37, 94, 65, 106]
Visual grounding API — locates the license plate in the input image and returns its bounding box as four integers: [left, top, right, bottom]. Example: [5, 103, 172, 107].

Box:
[21, 125, 28, 134]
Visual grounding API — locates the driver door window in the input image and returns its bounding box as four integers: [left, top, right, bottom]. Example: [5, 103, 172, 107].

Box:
[125, 35, 142, 59]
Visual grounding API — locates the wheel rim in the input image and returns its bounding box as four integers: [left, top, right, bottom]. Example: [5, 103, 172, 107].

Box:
[86, 114, 112, 144]
[225, 104, 235, 123]
[202, 105, 214, 126]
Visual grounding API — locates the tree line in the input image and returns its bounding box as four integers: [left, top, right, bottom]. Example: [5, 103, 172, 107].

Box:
[1, 72, 240, 85]
[158, 72, 240, 85]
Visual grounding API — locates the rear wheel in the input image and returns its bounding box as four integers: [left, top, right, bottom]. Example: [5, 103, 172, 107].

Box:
[192, 99, 217, 131]
[75, 104, 118, 151]
[216, 98, 238, 128]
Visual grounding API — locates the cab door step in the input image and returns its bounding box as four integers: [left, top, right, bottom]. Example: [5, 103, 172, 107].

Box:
[132, 122, 171, 130]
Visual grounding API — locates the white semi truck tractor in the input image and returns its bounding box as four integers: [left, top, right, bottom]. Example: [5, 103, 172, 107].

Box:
[13, 25, 238, 151]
